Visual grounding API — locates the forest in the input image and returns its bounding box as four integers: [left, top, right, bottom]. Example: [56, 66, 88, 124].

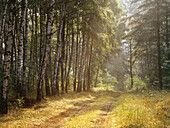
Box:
[0, 0, 170, 127]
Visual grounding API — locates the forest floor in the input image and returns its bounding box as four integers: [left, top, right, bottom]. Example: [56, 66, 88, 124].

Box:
[0, 89, 169, 128]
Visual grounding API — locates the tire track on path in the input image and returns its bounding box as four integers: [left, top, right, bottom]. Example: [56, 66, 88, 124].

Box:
[33, 96, 99, 128]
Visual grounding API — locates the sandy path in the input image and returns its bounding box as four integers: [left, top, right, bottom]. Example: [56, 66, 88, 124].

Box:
[33, 93, 119, 128]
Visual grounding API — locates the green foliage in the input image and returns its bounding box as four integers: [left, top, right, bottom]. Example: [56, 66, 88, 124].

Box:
[124, 76, 147, 90]
[8, 97, 24, 111]
[97, 71, 118, 90]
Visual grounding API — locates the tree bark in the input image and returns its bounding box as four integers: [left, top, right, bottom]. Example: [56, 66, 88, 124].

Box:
[94, 65, 99, 88]
[52, 5, 65, 96]
[165, 1, 169, 49]
[0, 0, 9, 70]
[83, 36, 90, 91]
[130, 40, 133, 89]
[65, 20, 74, 93]
[37, 0, 55, 102]
[77, 32, 85, 92]
[28, 9, 34, 92]
[73, 13, 79, 92]
[0, 0, 14, 114]
[17, 0, 27, 97]
[157, 0, 162, 90]
[87, 41, 93, 91]
[22, 6, 28, 97]
[61, 4, 66, 94]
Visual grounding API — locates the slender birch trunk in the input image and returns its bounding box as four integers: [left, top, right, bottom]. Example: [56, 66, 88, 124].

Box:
[73, 13, 79, 92]
[0, 0, 9, 69]
[37, 0, 55, 101]
[77, 32, 85, 92]
[22, 7, 28, 97]
[17, 0, 27, 97]
[0, 0, 14, 114]
[28, 9, 34, 92]
[156, 0, 162, 90]
[61, 4, 66, 94]
[65, 20, 74, 93]
[52, 6, 65, 95]
[94, 65, 99, 87]
[83, 36, 90, 91]
[87, 41, 93, 91]
[65, 22, 69, 82]
[45, 64, 50, 97]
[129, 40, 133, 89]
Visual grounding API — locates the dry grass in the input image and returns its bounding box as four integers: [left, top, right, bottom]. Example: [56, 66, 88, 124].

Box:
[0, 89, 169, 128]
[108, 90, 170, 128]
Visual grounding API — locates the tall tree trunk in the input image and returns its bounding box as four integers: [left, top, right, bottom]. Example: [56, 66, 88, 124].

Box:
[39, 3, 45, 73]
[65, 21, 70, 83]
[73, 13, 79, 91]
[28, 9, 34, 92]
[87, 41, 93, 91]
[0, 0, 14, 114]
[37, 0, 55, 102]
[77, 32, 85, 92]
[130, 40, 133, 89]
[94, 65, 99, 88]
[0, 0, 9, 71]
[52, 6, 65, 96]
[17, 0, 27, 97]
[34, 7, 38, 73]
[65, 20, 74, 93]
[45, 65, 50, 97]
[83, 36, 89, 91]
[22, 7, 28, 97]
[61, 4, 66, 94]
[165, 1, 169, 49]
[14, 5, 18, 89]
[157, 0, 162, 90]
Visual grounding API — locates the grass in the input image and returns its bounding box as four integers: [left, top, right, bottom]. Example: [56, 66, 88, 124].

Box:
[108, 90, 170, 128]
[0, 89, 169, 128]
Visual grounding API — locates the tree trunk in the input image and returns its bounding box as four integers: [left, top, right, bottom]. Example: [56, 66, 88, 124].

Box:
[65, 20, 74, 93]
[83, 36, 90, 91]
[87, 41, 93, 91]
[37, 0, 55, 102]
[165, 1, 169, 49]
[0, 0, 14, 114]
[65, 21, 69, 83]
[77, 32, 85, 92]
[45, 66, 50, 97]
[28, 9, 34, 92]
[17, 0, 27, 97]
[0, 0, 9, 71]
[73, 13, 79, 92]
[157, 0, 162, 90]
[94, 65, 99, 88]
[130, 40, 133, 89]
[22, 6, 28, 97]
[61, 4, 66, 94]
[34, 7, 38, 75]
[52, 6, 65, 96]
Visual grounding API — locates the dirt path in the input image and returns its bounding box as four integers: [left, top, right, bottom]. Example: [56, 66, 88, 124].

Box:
[33, 92, 120, 128]
[1, 90, 167, 128]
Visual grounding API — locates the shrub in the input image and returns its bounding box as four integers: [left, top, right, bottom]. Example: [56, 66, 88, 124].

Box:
[124, 76, 147, 90]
